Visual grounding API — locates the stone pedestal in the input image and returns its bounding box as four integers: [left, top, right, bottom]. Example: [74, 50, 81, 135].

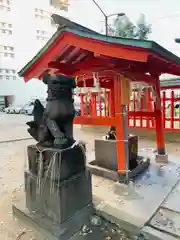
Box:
[155, 153, 168, 164]
[25, 170, 92, 224]
[94, 135, 138, 171]
[88, 136, 150, 183]
[13, 144, 93, 240]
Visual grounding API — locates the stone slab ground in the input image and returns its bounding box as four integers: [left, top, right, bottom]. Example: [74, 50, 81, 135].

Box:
[12, 197, 131, 240]
[92, 149, 180, 240]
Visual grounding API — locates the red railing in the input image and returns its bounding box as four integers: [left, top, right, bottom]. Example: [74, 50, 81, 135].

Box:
[128, 88, 180, 132]
[76, 87, 180, 132]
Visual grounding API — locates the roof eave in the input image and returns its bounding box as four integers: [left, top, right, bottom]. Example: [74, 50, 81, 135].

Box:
[18, 26, 66, 77]
[18, 24, 180, 78]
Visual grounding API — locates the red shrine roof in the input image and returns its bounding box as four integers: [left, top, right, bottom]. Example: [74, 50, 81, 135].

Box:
[18, 15, 180, 85]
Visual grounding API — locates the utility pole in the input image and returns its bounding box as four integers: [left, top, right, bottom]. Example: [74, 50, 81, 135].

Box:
[50, 0, 125, 35]
[92, 0, 125, 35]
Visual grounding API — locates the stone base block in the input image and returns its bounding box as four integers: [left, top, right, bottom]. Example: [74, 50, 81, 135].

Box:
[88, 156, 150, 183]
[155, 154, 168, 164]
[13, 200, 94, 240]
[25, 170, 92, 224]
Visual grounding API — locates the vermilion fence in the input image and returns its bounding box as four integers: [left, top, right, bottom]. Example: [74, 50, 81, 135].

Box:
[77, 87, 180, 132]
[128, 88, 180, 132]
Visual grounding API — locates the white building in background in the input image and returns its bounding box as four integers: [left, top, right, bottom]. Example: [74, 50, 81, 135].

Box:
[0, 0, 69, 106]
[1, 0, 180, 107]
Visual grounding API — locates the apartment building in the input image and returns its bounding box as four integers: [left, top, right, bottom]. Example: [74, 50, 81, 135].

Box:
[0, 0, 69, 106]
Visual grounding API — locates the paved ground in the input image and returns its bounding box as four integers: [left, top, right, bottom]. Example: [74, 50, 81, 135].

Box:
[0, 113, 180, 239]
[93, 153, 180, 240]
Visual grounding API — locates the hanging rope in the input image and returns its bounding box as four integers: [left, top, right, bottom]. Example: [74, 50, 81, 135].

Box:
[36, 146, 51, 196]
[35, 141, 87, 196]
[75, 76, 80, 96]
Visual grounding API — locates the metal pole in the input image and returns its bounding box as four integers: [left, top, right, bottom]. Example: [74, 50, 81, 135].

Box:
[105, 15, 108, 35]
[92, 0, 125, 35]
[92, 0, 108, 35]
[92, 0, 106, 17]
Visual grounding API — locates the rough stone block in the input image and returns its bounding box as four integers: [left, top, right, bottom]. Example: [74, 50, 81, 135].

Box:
[155, 153, 168, 164]
[13, 199, 94, 240]
[25, 170, 92, 224]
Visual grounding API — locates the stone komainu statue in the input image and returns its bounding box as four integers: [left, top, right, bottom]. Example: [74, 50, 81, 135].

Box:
[27, 74, 76, 148]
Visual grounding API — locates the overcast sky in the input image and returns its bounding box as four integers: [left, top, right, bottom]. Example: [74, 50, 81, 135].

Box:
[60, 0, 180, 56]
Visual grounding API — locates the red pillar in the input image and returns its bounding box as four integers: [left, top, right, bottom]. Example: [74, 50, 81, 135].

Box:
[114, 75, 129, 183]
[110, 87, 115, 117]
[91, 93, 97, 117]
[152, 74, 166, 155]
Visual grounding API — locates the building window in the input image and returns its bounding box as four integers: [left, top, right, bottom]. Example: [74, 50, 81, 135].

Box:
[0, 45, 14, 58]
[34, 8, 50, 21]
[0, 0, 11, 11]
[0, 21, 12, 35]
[36, 29, 48, 35]
[36, 29, 49, 41]
[36, 36, 49, 41]
[0, 68, 16, 80]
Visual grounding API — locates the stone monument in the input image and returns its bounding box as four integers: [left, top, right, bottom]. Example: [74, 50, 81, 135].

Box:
[13, 74, 93, 240]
